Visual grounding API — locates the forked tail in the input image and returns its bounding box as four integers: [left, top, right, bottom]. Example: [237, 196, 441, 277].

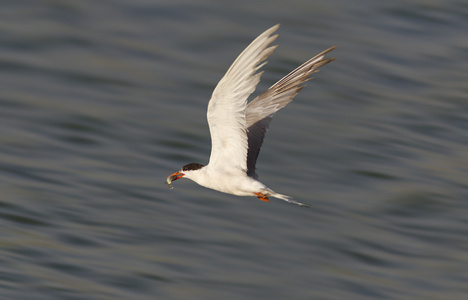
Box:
[270, 192, 310, 207]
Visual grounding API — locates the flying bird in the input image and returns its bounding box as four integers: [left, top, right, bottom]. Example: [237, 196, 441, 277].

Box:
[166, 24, 335, 207]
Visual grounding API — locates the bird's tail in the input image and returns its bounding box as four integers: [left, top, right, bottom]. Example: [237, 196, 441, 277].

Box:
[269, 191, 310, 207]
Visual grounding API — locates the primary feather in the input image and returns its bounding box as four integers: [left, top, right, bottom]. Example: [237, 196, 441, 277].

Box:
[246, 46, 336, 178]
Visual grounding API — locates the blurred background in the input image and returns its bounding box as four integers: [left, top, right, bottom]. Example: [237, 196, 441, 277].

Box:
[1, 0, 467, 299]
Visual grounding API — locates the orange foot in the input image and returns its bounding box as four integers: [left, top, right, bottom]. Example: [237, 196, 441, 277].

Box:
[254, 192, 270, 203]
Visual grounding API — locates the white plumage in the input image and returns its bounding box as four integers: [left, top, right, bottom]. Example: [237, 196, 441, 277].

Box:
[167, 25, 335, 207]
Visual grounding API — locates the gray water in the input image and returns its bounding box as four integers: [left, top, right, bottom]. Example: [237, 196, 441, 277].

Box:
[1, 0, 467, 299]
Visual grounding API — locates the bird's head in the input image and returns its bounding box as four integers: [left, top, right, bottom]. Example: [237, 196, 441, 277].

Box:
[166, 163, 205, 189]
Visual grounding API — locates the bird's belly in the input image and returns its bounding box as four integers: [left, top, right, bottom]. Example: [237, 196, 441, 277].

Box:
[198, 174, 266, 196]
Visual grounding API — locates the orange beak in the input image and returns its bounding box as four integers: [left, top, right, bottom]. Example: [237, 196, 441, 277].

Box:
[166, 171, 185, 189]
[168, 171, 184, 181]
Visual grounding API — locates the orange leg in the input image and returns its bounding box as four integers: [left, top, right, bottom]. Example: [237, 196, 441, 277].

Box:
[254, 192, 270, 203]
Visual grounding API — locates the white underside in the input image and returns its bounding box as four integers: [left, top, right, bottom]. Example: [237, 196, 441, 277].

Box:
[185, 165, 268, 196]
[182, 166, 309, 206]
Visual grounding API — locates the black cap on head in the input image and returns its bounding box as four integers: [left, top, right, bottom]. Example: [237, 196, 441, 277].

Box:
[182, 163, 205, 171]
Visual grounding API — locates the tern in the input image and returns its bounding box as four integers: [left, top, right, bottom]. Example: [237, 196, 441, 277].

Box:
[166, 24, 335, 207]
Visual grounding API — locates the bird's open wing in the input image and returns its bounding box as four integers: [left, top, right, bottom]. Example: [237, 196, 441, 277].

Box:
[207, 25, 279, 173]
[245, 46, 336, 178]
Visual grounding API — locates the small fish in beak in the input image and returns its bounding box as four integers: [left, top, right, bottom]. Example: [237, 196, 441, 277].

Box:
[166, 172, 184, 189]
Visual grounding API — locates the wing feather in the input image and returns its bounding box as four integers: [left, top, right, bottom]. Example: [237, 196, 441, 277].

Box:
[246, 46, 336, 178]
[207, 25, 280, 173]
